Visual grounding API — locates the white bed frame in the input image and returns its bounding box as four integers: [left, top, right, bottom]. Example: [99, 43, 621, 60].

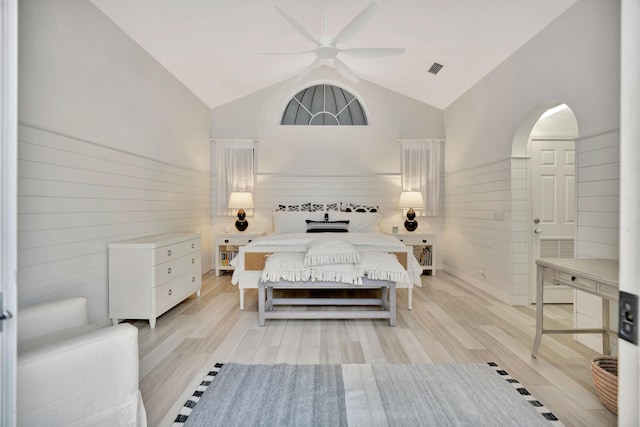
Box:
[235, 244, 415, 310]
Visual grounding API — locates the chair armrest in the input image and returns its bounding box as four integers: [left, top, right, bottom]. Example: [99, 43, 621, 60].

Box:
[18, 297, 89, 342]
[18, 323, 146, 427]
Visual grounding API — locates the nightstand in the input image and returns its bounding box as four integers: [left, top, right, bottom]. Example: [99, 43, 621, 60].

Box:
[389, 233, 436, 275]
[214, 233, 264, 276]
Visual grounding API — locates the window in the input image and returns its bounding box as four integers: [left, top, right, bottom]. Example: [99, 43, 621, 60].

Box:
[281, 84, 368, 126]
[400, 139, 442, 216]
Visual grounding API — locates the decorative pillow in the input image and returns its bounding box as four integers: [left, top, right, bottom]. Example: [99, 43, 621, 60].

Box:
[277, 203, 312, 212]
[304, 238, 360, 266]
[342, 203, 379, 213]
[273, 211, 325, 234]
[261, 252, 310, 283]
[306, 220, 350, 233]
[358, 252, 409, 284]
[309, 263, 362, 285]
[278, 203, 340, 212]
[330, 212, 379, 233]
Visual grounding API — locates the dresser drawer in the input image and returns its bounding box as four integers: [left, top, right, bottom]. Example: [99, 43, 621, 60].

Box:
[395, 235, 433, 246]
[154, 257, 188, 285]
[218, 235, 257, 246]
[557, 272, 596, 292]
[155, 270, 201, 316]
[153, 239, 198, 265]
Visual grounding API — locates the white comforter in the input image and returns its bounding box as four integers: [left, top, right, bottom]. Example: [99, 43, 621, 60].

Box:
[230, 233, 423, 287]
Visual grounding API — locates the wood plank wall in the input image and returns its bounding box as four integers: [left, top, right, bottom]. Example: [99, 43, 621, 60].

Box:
[574, 129, 620, 351]
[442, 159, 513, 303]
[17, 124, 212, 323]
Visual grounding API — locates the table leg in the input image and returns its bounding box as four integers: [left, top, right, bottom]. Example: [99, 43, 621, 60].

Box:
[532, 264, 545, 358]
[240, 288, 245, 310]
[602, 297, 610, 355]
[258, 284, 265, 326]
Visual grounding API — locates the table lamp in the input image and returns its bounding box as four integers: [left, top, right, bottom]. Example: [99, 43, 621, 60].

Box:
[228, 192, 254, 232]
[398, 191, 424, 232]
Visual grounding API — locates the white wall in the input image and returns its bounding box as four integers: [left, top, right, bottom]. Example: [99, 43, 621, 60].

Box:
[210, 66, 446, 266]
[18, 0, 212, 323]
[442, 0, 620, 304]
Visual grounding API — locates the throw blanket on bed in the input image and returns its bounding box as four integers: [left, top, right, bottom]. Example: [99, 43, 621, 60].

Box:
[261, 239, 409, 285]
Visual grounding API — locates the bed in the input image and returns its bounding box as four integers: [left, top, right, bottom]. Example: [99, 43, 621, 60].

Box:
[230, 208, 423, 315]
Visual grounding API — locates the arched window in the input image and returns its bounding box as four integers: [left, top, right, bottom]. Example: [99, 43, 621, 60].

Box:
[281, 84, 368, 126]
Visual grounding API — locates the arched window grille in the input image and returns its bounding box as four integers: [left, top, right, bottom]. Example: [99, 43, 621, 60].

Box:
[281, 84, 368, 126]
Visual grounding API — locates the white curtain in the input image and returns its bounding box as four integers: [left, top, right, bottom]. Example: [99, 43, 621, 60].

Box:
[214, 139, 255, 216]
[401, 139, 442, 216]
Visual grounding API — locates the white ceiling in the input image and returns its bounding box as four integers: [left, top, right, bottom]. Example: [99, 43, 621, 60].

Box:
[91, 0, 578, 110]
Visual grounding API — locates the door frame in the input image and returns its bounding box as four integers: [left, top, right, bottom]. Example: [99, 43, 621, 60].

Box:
[1, 0, 18, 425]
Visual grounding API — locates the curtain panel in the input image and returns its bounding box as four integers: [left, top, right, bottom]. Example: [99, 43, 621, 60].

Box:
[400, 139, 442, 216]
[214, 139, 256, 216]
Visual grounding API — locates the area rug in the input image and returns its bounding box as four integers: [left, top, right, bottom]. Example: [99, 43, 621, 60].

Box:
[173, 362, 562, 426]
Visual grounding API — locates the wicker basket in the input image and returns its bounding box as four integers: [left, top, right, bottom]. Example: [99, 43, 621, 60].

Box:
[591, 356, 618, 414]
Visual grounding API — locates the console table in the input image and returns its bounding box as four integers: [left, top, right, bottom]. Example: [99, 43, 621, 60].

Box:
[531, 258, 619, 358]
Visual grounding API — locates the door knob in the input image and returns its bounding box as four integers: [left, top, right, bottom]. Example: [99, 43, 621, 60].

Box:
[533, 218, 540, 224]
[534, 228, 542, 234]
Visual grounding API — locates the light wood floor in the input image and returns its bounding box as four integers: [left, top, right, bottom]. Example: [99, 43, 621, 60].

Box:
[131, 271, 617, 427]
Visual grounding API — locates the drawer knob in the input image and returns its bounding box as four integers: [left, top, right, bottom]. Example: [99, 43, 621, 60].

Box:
[191, 243, 195, 249]
[167, 267, 172, 274]
[192, 258, 195, 264]
[571, 276, 576, 281]
[192, 276, 196, 283]
[399, 239, 404, 242]
[248, 239, 253, 243]
[422, 239, 427, 243]
[224, 239, 229, 243]
[168, 289, 172, 296]
[167, 249, 172, 256]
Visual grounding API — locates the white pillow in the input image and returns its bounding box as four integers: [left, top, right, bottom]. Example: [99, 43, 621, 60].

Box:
[330, 212, 379, 233]
[273, 211, 325, 234]
[304, 238, 360, 266]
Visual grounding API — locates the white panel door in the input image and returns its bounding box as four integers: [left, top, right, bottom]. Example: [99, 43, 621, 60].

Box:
[530, 139, 576, 303]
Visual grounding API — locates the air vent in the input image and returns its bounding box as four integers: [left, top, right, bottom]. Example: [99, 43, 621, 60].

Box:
[428, 62, 443, 75]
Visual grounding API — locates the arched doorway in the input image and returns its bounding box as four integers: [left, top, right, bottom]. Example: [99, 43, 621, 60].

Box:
[527, 105, 578, 303]
[510, 103, 579, 305]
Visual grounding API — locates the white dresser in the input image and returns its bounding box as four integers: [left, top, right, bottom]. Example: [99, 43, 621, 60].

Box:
[108, 233, 202, 329]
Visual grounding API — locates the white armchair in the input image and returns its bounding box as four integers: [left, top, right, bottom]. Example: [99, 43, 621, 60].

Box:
[17, 297, 147, 427]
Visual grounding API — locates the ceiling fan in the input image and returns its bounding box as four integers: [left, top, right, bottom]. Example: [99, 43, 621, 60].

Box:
[262, 1, 405, 82]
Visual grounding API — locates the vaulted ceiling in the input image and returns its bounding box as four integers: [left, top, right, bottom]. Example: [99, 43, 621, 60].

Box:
[91, 0, 578, 109]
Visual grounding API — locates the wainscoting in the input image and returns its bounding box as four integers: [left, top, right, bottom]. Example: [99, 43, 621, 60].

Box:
[17, 124, 212, 323]
[442, 159, 513, 303]
[574, 129, 620, 351]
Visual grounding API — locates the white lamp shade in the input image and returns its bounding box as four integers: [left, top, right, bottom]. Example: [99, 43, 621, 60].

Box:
[398, 191, 424, 209]
[228, 192, 254, 209]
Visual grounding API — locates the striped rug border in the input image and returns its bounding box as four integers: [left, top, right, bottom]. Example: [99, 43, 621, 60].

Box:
[173, 363, 224, 426]
[487, 362, 564, 426]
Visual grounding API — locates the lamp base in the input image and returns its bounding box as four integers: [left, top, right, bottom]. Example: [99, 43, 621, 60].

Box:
[404, 219, 418, 232]
[235, 209, 248, 232]
[235, 219, 248, 232]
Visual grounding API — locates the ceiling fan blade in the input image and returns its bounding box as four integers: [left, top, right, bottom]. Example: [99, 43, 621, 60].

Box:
[340, 47, 405, 58]
[333, 1, 379, 44]
[273, 5, 319, 46]
[254, 49, 316, 56]
[333, 58, 359, 83]
[295, 57, 322, 82]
